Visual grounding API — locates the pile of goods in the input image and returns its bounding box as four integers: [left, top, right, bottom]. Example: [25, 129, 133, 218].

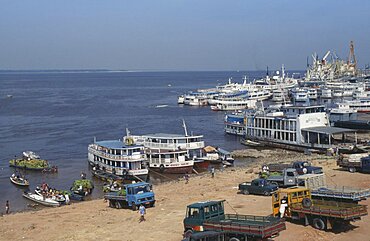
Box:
[9, 158, 49, 169]
[71, 179, 94, 196]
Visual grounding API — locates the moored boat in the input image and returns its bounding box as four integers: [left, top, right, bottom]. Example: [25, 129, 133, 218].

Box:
[9, 175, 29, 187]
[22, 192, 61, 207]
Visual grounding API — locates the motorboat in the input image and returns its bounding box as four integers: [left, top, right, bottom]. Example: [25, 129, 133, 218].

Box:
[9, 176, 29, 187]
[22, 192, 61, 207]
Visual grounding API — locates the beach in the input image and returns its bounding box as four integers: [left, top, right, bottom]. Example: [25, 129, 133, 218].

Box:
[1, 151, 369, 241]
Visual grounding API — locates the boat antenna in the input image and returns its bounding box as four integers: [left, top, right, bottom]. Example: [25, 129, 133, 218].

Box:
[126, 128, 131, 137]
[266, 66, 269, 76]
[94, 136, 96, 143]
[182, 119, 188, 136]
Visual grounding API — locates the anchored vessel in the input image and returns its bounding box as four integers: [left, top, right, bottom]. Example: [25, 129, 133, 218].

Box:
[88, 138, 149, 181]
[129, 123, 205, 174]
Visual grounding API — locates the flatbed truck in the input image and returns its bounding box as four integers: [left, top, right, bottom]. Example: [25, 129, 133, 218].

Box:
[183, 200, 286, 241]
[104, 182, 155, 210]
[272, 187, 368, 230]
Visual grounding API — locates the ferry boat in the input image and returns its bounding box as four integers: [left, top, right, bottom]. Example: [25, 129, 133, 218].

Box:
[307, 88, 318, 100]
[244, 105, 359, 153]
[320, 88, 332, 99]
[224, 111, 245, 136]
[178, 95, 185, 104]
[291, 88, 308, 102]
[88, 138, 149, 181]
[129, 125, 205, 173]
[337, 98, 370, 113]
[183, 93, 208, 106]
[211, 99, 257, 111]
[271, 89, 288, 102]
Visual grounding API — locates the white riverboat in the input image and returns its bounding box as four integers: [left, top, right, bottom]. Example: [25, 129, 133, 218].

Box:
[337, 98, 370, 113]
[291, 88, 308, 102]
[129, 125, 205, 173]
[244, 105, 359, 153]
[88, 138, 149, 181]
[224, 111, 245, 136]
[320, 87, 332, 99]
[211, 99, 257, 111]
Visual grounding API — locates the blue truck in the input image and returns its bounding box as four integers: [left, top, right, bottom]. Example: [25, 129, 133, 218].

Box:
[104, 182, 155, 210]
[267, 161, 323, 175]
[238, 178, 278, 196]
[337, 154, 370, 173]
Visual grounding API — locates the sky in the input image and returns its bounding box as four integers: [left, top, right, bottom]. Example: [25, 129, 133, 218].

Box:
[0, 0, 369, 71]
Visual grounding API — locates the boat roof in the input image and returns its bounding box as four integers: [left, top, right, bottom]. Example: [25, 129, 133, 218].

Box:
[187, 200, 225, 208]
[95, 140, 142, 149]
[138, 133, 203, 139]
[302, 126, 356, 135]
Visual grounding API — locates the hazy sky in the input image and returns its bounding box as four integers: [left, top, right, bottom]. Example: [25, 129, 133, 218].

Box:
[0, 0, 369, 70]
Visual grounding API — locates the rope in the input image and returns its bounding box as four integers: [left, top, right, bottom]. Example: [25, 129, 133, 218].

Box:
[148, 169, 177, 181]
[225, 200, 238, 215]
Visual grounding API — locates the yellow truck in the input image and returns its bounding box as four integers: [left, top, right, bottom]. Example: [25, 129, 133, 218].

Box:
[272, 187, 368, 230]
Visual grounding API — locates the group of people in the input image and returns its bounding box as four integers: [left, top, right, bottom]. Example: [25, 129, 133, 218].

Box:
[36, 182, 70, 204]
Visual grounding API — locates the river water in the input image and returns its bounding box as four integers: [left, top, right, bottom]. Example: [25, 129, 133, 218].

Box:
[0, 70, 275, 212]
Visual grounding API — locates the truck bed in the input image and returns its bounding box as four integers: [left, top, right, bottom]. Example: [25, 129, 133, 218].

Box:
[290, 200, 368, 220]
[203, 214, 286, 239]
[311, 187, 370, 201]
[104, 192, 126, 200]
[268, 163, 291, 172]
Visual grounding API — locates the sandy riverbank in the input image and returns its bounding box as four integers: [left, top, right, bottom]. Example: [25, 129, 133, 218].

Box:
[1, 151, 369, 241]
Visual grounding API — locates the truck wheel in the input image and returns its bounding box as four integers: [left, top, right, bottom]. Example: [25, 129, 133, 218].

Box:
[229, 238, 240, 241]
[312, 217, 326, 230]
[109, 200, 116, 208]
[183, 229, 193, 238]
[115, 201, 122, 209]
[242, 189, 249, 195]
[132, 203, 137, 211]
[159, 164, 165, 173]
[302, 198, 312, 208]
[150, 202, 155, 207]
[349, 167, 356, 173]
[263, 191, 270, 196]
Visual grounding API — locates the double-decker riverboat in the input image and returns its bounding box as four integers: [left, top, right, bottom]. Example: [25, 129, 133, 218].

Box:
[88, 139, 149, 181]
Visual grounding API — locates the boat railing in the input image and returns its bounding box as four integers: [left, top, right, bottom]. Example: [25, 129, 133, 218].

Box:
[140, 141, 204, 150]
[89, 148, 146, 161]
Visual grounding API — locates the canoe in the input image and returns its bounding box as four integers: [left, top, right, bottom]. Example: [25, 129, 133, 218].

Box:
[10, 176, 30, 187]
[22, 192, 60, 207]
[35, 189, 66, 203]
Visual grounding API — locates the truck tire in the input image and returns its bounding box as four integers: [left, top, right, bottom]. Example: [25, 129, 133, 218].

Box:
[183, 229, 193, 238]
[115, 201, 122, 209]
[159, 164, 165, 173]
[302, 198, 312, 208]
[132, 203, 137, 211]
[150, 202, 155, 207]
[263, 191, 270, 196]
[242, 189, 249, 195]
[312, 217, 326, 230]
[109, 200, 116, 208]
[229, 238, 240, 241]
[349, 167, 356, 173]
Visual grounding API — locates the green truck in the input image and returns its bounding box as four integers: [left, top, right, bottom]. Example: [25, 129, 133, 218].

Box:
[183, 200, 286, 241]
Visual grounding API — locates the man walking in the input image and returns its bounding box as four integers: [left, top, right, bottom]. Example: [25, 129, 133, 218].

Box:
[139, 204, 146, 223]
[5, 200, 9, 214]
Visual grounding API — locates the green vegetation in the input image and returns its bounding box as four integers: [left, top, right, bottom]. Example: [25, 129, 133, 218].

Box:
[71, 179, 94, 191]
[118, 188, 127, 196]
[9, 159, 49, 169]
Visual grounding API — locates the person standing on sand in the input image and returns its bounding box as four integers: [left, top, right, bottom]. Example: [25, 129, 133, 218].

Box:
[211, 167, 215, 178]
[139, 204, 146, 223]
[184, 173, 189, 184]
[5, 200, 9, 214]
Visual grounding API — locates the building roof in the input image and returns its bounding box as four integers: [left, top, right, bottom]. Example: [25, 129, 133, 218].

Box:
[301, 126, 356, 135]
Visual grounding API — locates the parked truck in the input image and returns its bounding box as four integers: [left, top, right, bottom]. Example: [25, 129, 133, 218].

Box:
[297, 173, 370, 203]
[183, 200, 286, 241]
[264, 168, 300, 187]
[267, 161, 323, 175]
[337, 154, 370, 173]
[272, 187, 368, 230]
[104, 182, 155, 210]
[238, 178, 278, 196]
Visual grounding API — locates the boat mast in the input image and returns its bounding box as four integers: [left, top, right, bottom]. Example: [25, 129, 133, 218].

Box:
[182, 119, 188, 136]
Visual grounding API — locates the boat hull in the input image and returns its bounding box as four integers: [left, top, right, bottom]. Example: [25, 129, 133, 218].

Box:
[22, 193, 60, 207]
[193, 159, 211, 169]
[9, 177, 29, 187]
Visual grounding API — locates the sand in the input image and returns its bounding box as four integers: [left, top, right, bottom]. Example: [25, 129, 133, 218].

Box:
[0, 153, 369, 241]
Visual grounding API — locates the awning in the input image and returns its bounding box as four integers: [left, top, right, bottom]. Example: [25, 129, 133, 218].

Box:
[302, 126, 356, 135]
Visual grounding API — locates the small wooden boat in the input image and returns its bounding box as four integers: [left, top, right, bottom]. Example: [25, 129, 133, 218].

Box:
[92, 169, 123, 182]
[35, 189, 66, 203]
[22, 192, 60, 207]
[241, 139, 264, 147]
[10, 176, 30, 187]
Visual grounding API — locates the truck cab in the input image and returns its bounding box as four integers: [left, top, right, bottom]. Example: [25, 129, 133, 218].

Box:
[266, 168, 298, 187]
[272, 187, 311, 217]
[104, 182, 155, 210]
[183, 200, 225, 233]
